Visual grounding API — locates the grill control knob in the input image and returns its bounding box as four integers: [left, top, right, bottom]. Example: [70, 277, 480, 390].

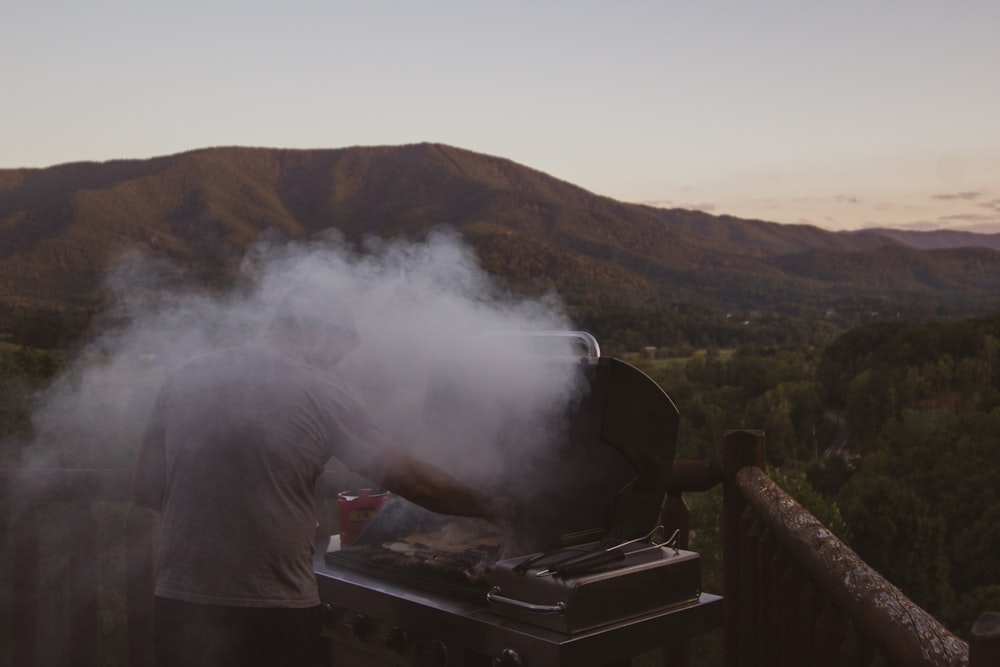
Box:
[345, 614, 370, 641]
[383, 626, 410, 653]
[319, 603, 337, 630]
[419, 639, 449, 666]
[493, 648, 523, 667]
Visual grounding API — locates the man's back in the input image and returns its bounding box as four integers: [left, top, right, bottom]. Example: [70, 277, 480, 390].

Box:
[143, 344, 386, 607]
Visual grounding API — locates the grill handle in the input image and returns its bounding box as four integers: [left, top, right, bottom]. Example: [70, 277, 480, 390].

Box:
[558, 330, 601, 361]
[487, 587, 567, 615]
[480, 330, 601, 363]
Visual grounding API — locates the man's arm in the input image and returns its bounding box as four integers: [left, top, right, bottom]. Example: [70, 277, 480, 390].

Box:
[357, 447, 514, 524]
[132, 436, 166, 511]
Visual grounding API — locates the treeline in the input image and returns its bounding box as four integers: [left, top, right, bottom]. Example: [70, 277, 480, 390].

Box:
[0, 308, 94, 350]
[630, 313, 1000, 636]
[576, 305, 845, 353]
[0, 346, 65, 462]
[575, 298, 1000, 356]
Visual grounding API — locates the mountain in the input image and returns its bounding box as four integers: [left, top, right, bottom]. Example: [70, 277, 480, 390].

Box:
[851, 227, 1000, 252]
[1, 143, 999, 328]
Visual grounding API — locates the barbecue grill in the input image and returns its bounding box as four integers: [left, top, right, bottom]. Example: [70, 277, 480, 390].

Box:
[314, 333, 722, 666]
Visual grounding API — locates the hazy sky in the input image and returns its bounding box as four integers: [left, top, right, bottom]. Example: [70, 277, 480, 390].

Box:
[3, 1, 999, 233]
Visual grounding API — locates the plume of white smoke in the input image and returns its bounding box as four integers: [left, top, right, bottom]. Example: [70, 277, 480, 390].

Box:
[19, 230, 587, 492]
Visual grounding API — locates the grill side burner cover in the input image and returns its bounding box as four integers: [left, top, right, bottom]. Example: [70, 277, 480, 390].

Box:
[488, 545, 701, 633]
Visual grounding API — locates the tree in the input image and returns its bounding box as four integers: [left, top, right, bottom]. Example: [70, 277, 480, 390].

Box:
[0, 347, 66, 449]
[836, 471, 952, 613]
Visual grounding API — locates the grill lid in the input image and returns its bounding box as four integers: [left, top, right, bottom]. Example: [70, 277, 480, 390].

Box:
[356, 333, 680, 556]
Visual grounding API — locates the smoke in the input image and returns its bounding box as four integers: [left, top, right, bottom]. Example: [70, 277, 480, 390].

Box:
[19, 229, 589, 494]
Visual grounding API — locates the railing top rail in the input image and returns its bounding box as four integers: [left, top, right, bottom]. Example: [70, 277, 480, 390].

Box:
[736, 465, 968, 667]
[0, 468, 368, 505]
[0, 468, 133, 504]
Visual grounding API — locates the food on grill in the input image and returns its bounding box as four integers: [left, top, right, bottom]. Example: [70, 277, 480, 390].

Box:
[398, 528, 503, 554]
[338, 538, 497, 586]
[373, 525, 502, 583]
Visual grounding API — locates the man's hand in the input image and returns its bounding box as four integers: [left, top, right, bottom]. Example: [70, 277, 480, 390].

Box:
[359, 448, 529, 556]
[484, 495, 518, 528]
[359, 448, 516, 523]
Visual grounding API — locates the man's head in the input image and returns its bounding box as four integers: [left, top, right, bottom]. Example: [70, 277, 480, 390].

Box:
[267, 288, 360, 368]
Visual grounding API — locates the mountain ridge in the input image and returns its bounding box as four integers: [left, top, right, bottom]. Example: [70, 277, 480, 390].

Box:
[1, 143, 998, 321]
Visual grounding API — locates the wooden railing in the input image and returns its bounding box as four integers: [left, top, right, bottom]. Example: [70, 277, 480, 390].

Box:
[663, 430, 999, 667]
[0, 469, 143, 667]
[0, 467, 362, 667]
[1, 431, 998, 666]
[0, 469, 155, 667]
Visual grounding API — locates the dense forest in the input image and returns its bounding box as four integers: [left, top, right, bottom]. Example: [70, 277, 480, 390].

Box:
[618, 313, 1000, 637]
[2, 310, 1000, 640]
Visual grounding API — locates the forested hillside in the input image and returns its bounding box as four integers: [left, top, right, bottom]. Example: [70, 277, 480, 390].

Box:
[4, 144, 1000, 351]
[631, 313, 1000, 636]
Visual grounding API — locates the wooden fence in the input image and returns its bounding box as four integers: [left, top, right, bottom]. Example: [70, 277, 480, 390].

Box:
[0, 469, 158, 667]
[663, 430, 999, 667]
[1, 431, 998, 666]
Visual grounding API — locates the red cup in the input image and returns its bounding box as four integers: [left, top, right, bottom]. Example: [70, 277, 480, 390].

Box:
[337, 489, 390, 546]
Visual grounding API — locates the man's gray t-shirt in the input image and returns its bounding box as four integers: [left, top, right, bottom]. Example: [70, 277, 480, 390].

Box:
[141, 344, 391, 608]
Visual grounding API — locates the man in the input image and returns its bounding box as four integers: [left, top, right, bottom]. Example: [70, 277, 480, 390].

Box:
[132, 291, 512, 666]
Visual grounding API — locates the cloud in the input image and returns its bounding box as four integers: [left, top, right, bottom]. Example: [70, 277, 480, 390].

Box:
[932, 191, 983, 201]
[889, 191, 1000, 232]
[940, 213, 1000, 224]
[834, 195, 862, 204]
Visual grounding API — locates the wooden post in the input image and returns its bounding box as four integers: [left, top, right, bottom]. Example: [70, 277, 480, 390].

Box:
[970, 612, 1000, 666]
[659, 459, 725, 667]
[812, 598, 846, 667]
[722, 429, 765, 667]
[660, 490, 690, 549]
[757, 528, 777, 667]
[739, 510, 761, 667]
[775, 558, 805, 667]
[69, 504, 101, 667]
[126, 505, 157, 667]
[10, 503, 39, 667]
[661, 458, 724, 551]
[797, 581, 818, 663]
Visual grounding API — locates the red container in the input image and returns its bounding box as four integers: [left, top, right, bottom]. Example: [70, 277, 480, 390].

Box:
[337, 489, 390, 546]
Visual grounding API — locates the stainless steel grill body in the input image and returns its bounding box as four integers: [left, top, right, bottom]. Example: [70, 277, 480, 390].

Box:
[315, 344, 720, 665]
[316, 555, 722, 666]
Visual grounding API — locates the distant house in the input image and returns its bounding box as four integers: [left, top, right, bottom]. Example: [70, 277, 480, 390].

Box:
[917, 391, 963, 413]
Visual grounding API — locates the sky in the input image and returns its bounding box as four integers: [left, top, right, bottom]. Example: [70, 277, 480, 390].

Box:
[3, 0, 999, 233]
